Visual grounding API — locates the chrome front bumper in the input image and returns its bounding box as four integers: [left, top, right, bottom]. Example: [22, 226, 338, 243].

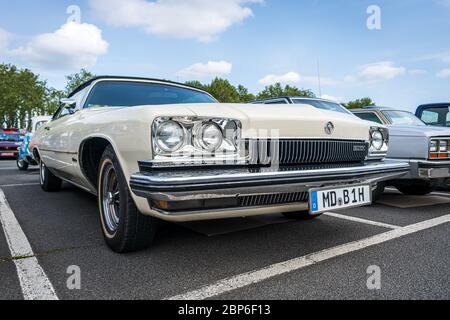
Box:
[130, 160, 410, 215]
[410, 160, 450, 179]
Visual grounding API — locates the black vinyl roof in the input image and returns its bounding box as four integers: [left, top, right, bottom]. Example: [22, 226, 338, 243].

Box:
[69, 76, 207, 97]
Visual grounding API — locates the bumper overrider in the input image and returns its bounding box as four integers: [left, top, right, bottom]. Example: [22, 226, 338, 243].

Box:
[409, 160, 450, 179]
[130, 160, 410, 216]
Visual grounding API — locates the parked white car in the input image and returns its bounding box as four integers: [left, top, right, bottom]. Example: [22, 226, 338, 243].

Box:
[30, 77, 409, 253]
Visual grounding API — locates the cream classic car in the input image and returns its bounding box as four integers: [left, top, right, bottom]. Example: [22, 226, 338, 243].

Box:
[30, 76, 409, 253]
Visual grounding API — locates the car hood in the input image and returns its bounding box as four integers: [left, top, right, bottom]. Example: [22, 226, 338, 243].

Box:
[387, 124, 450, 138]
[142, 103, 374, 140]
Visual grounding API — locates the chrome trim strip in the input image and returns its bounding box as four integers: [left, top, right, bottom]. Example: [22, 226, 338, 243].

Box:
[130, 161, 410, 211]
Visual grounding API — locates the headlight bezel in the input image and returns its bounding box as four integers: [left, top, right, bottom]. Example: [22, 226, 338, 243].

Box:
[153, 119, 186, 153]
[152, 117, 242, 160]
[429, 138, 450, 160]
[368, 127, 389, 159]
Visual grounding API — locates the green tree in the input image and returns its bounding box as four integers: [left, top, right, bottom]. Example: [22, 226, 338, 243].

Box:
[236, 85, 255, 102]
[256, 83, 315, 100]
[65, 69, 95, 95]
[204, 78, 240, 103]
[0, 64, 48, 128]
[343, 97, 376, 109]
[185, 80, 206, 91]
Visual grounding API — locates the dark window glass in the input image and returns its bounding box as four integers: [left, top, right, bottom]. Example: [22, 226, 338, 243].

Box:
[354, 112, 384, 124]
[85, 81, 217, 108]
[292, 99, 351, 114]
[419, 107, 450, 127]
[264, 100, 288, 104]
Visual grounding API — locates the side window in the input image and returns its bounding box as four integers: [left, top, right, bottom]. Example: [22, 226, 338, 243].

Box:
[354, 112, 383, 124]
[421, 110, 439, 125]
[264, 99, 289, 105]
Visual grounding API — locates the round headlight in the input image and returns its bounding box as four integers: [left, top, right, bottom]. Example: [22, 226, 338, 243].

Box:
[200, 122, 223, 152]
[155, 120, 185, 152]
[371, 130, 384, 150]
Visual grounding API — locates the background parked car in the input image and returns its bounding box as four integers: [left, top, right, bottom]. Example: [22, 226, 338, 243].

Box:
[416, 103, 450, 127]
[352, 106, 450, 195]
[0, 129, 23, 159]
[17, 116, 52, 170]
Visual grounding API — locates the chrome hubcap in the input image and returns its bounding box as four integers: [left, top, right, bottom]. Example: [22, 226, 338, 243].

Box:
[102, 165, 120, 234]
[40, 162, 45, 184]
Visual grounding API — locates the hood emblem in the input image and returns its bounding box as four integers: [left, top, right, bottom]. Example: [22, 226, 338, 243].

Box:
[324, 122, 335, 135]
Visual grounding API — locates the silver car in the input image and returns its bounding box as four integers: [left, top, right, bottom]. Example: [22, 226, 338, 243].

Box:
[352, 106, 450, 195]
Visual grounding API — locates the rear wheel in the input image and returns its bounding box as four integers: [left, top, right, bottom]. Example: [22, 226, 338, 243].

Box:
[17, 158, 29, 171]
[98, 146, 158, 253]
[282, 211, 323, 220]
[39, 160, 62, 192]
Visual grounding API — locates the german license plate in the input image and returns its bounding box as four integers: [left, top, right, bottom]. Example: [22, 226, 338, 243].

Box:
[1, 153, 14, 157]
[310, 184, 372, 214]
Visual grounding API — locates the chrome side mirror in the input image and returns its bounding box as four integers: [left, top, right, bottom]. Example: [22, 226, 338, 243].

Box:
[60, 98, 77, 114]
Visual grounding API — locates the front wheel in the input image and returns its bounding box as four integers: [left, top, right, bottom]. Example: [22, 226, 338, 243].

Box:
[372, 182, 385, 201]
[282, 211, 323, 220]
[98, 146, 158, 253]
[39, 160, 62, 192]
[396, 183, 433, 196]
[17, 158, 29, 171]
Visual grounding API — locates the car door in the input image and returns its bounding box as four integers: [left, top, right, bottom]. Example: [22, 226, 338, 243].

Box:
[40, 89, 88, 181]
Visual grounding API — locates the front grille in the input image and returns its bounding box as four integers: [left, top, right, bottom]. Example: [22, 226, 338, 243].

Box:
[248, 139, 368, 165]
[239, 192, 309, 207]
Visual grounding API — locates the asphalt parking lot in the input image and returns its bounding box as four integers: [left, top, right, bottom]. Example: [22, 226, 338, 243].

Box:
[0, 159, 449, 300]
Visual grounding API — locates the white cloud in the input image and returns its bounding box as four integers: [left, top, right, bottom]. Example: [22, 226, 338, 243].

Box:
[436, 0, 450, 8]
[0, 28, 11, 52]
[321, 94, 346, 103]
[90, 0, 261, 42]
[259, 72, 301, 86]
[414, 52, 450, 64]
[346, 61, 406, 83]
[437, 68, 450, 78]
[10, 22, 109, 70]
[177, 61, 232, 79]
[408, 69, 427, 75]
[258, 71, 337, 86]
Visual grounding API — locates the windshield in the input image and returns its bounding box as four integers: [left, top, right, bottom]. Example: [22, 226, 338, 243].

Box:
[0, 133, 21, 142]
[418, 106, 450, 127]
[292, 99, 351, 115]
[35, 121, 48, 131]
[382, 110, 425, 126]
[85, 81, 217, 108]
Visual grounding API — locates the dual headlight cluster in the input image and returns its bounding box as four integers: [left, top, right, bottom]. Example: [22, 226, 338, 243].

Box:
[368, 127, 389, 159]
[152, 117, 242, 156]
[429, 138, 450, 159]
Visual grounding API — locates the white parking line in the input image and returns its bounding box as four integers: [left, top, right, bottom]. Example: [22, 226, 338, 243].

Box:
[0, 168, 18, 170]
[324, 212, 400, 229]
[167, 214, 450, 300]
[0, 189, 58, 300]
[0, 183, 40, 188]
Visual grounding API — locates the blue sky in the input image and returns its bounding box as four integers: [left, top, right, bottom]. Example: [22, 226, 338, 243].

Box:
[1, 0, 449, 111]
